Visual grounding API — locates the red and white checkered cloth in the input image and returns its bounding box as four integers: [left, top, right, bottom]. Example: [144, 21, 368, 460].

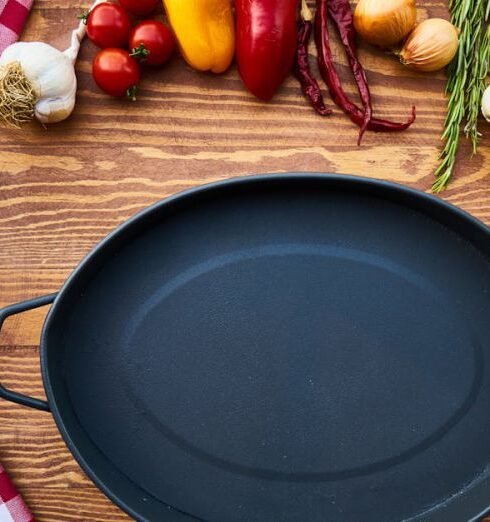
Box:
[0, 464, 33, 522]
[0, 0, 33, 55]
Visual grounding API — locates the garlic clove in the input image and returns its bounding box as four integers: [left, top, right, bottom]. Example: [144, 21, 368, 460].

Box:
[35, 91, 76, 124]
[482, 85, 490, 123]
[354, 0, 417, 48]
[400, 18, 459, 72]
[33, 56, 77, 124]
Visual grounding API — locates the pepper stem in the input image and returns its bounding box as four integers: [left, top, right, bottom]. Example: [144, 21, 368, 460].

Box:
[301, 0, 313, 22]
[0, 62, 36, 127]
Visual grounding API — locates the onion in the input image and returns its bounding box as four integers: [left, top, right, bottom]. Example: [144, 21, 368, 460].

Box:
[354, 0, 417, 48]
[400, 18, 459, 72]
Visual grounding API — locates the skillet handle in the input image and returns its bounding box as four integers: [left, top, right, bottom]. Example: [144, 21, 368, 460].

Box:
[0, 293, 57, 412]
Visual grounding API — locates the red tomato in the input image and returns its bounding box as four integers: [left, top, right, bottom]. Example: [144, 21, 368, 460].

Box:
[92, 48, 140, 99]
[119, 0, 158, 17]
[86, 3, 132, 49]
[129, 21, 176, 66]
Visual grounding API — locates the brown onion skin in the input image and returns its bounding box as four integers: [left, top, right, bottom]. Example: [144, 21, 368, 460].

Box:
[400, 18, 459, 72]
[354, 0, 417, 48]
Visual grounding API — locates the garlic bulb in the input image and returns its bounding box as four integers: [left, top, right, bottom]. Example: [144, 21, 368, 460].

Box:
[0, 0, 103, 126]
[0, 43, 77, 124]
[481, 85, 490, 123]
[400, 18, 459, 72]
[354, 0, 417, 48]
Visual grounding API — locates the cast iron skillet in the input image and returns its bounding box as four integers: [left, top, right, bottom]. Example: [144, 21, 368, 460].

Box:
[1, 174, 490, 522]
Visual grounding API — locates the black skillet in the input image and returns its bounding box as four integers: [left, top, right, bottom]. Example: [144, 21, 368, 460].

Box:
[1, 174, 490, 521]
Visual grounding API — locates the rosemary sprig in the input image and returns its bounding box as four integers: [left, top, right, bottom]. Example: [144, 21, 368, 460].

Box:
[433, 0, 490, 193]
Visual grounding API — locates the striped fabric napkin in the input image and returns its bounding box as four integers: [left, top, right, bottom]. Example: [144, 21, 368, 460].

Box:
[0, 464, 33, 522]
[0, 0, 33, 55]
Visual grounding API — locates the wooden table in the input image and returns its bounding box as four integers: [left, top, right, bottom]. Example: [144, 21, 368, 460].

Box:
[1, 0, 489, 520]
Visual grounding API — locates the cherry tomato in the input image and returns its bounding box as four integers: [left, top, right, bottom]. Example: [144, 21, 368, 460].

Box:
[93, 48, 140, 99]
[86, 3, 132, 49]
[119, 0, 158, 17]
[129, 21, 175, 66]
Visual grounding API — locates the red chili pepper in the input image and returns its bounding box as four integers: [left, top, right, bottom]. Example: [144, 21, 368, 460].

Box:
[236, 0, 299, 101]
[295, 19, 332, 116]
[327, 0, 372, 143]
[315, 0, 415, 135]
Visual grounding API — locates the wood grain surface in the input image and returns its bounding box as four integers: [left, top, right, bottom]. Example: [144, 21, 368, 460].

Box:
[1, 0, 489, 520]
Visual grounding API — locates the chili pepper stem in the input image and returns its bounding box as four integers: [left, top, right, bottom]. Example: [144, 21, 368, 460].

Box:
[301, 0, 313, 22]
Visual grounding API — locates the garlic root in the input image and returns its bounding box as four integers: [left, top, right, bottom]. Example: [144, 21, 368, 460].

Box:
[0, 62, 36, 127]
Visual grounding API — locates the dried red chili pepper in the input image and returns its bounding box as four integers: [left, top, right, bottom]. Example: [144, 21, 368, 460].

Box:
[327, 0, 372, 143]
[315, 0, 415, 136]
[295, 2, 331, 116]
[295, 19, 332, 116]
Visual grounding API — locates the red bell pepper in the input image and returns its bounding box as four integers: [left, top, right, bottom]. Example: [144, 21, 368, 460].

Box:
[235, 0, 299, 101]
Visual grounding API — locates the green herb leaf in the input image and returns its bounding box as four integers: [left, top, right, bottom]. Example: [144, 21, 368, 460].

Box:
[434, 0, 490, 192]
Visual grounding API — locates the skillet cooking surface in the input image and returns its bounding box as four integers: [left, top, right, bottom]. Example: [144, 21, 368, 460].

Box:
[43, 174, 490, 521]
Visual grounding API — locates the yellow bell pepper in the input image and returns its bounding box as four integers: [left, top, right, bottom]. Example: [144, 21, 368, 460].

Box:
[163, 0, 235, 74]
